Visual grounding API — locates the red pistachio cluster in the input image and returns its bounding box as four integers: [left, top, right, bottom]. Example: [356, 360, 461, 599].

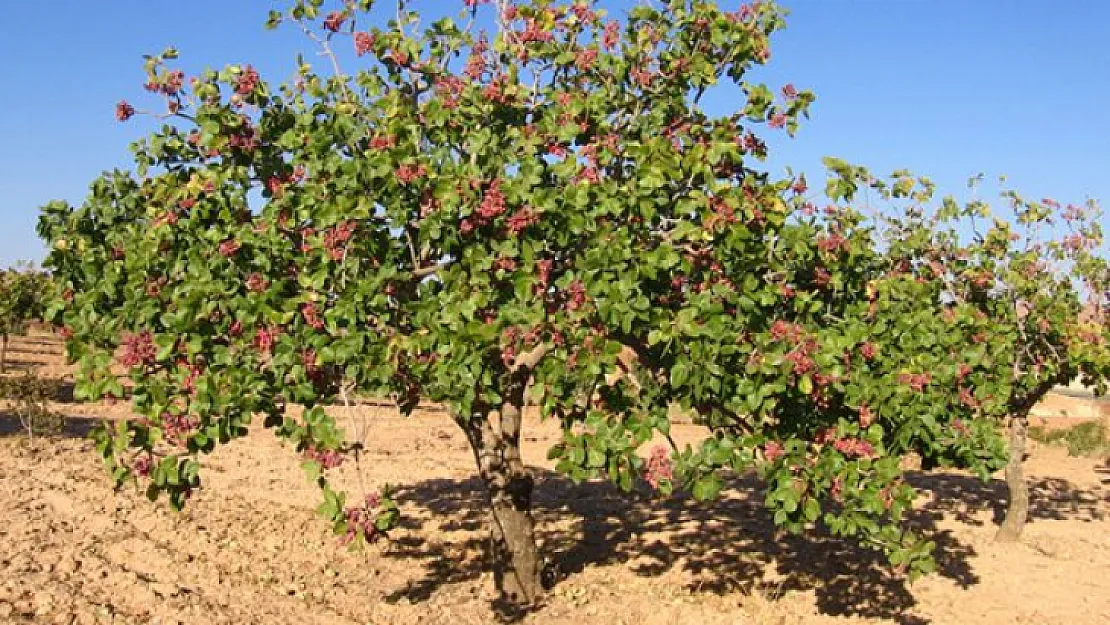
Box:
[833, 437, 877, 459]
[897, 372, 932, 392]
[338, 493, 385, 547]
[354, 31, 375, 56]
[302, 302, 326, 331]
[764, 440, 784, 463]
[145, 70, 184, 96]
[132, 454, 153, 477]
[323, 220, 356, 260]
[253, 325, 280, 354]
[118, 331, 157, 367]
[115, 101, 135, 122]
[161, 412, 200, 446]
[323, 11, 346, 32]
[304, 444, 345, 469]
[235, 65, 261, 95]
[643, 445, 674, 489]
[395, 163, 427, 184]
[218, 239, 241, 257]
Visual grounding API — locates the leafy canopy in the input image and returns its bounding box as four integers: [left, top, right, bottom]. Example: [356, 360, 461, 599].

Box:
[37, 0, 1039, 578]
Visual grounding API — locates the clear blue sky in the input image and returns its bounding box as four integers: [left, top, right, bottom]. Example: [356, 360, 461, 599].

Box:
[2, 1, 1107, 267]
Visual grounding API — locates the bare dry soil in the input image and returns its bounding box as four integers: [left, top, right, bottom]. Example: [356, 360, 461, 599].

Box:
[2, 332, 1109, 625]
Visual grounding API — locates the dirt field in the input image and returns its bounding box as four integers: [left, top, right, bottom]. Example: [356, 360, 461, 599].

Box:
[2, 332, 1109, 625]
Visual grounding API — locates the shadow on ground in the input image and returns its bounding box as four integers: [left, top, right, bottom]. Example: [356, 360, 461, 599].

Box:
[908, 471, 1107, 525]
[0, 359, 41, 373]
[382, 466, 1106, 623]
[0, 412, 102, 438]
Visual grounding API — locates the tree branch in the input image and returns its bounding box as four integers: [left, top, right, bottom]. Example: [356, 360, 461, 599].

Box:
[411, 259, 453, 279]
[512, 343, 550, 373]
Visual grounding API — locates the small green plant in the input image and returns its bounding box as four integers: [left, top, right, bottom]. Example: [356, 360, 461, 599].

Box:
[0, 372, 64, 440]
[1028, 421, 1109, 457]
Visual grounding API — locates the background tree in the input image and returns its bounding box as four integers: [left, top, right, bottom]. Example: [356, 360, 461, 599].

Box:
[829, 164, 1110, 541]
[39, 0, 1010, 605]
[0, 264, 48, 373]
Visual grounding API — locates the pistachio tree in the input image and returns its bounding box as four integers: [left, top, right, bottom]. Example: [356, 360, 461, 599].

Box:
[829, 164, 1110, 541]
[0, 264, 48, 373]
[38, 0, 1009, 604]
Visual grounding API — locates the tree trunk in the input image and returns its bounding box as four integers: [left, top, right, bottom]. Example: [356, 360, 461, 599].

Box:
[487, 462, 542, 605]
[996, 413, 1029, 541]
[1, 333, 8, 373]
[459, 385, 543, 606]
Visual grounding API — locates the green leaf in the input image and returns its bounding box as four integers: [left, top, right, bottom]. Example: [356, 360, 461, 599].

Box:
[692, 474, 722, 502]
[670, 362, 690, 388]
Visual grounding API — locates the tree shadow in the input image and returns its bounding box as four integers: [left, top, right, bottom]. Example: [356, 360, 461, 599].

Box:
[907, 471, 1107, 526]
[1097, 460, 1110, 486]
[0, 360, 38, 373]
[349, 397, 449, 413]
[5, 337, 64, 350]
[0, 411, 102, 438]
[380, 467, 1081, 624]
[4, 342, 62, 355]
[1, 342, 63, 368]
[0, 376, 81, 404]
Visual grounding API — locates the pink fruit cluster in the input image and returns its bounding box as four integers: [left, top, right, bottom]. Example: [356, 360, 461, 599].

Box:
[769, 320, 805, 343]
[323, 11, 346, 32]
[858, 403, 875, 428]
[395, 163, 427, 184]
[323, 221, 356, 260]
[304, 444, 345, 469]
[145, 70, 184, 96]
[833, 437, 876, 459]
[764, 440, 785, 462]
[434, 75, 466, 108]
[302, 302, 326, 331]
[354, 31, 375, 56]
[218, 239, 241, 257]
[859, 341, 878, 361]
[643, 445, 674, 489]
[226, 124, 260, 152]
[785, 340, 818, 376]
[897, 372, 931, 392]
[464, 37, 489, 79]
[338, 493, 385, 546]
[161, 412, 200, 446]
[816, 232, 848, 254]
[565, 280, 588, 311]
[235, 65, 261, 95]
[132, 454, 153, 477]
[602, 21, 620, 50]
[505, 207, 538, 236]
[253, 325, 280, 354]
[246, 272, 269, 292]
[115, 101, 135, 121]
[118, 331, 156, 367]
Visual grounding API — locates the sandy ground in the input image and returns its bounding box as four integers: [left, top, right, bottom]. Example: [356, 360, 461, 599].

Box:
[2, 332, 1109, 625]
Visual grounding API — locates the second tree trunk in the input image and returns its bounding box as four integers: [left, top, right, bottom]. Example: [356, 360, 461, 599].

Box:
[997, 413, 1029, 541]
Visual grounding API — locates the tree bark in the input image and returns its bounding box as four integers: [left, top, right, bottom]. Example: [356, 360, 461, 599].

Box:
[487, 462, 542, 605]
[996, 412, 1029, 541]
[459, 383, 543, 606]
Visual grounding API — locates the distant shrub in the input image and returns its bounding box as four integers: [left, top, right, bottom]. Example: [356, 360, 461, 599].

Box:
[0, 264, 50, 373]
[1028, 421, 1109, 457]
[0, 372, 64, 440]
